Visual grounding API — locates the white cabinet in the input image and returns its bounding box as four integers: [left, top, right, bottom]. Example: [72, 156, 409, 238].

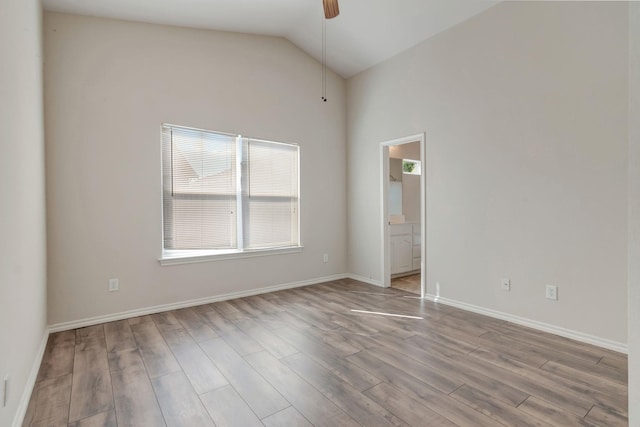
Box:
[412, 223, 421, 271]
[391, 235, 412, 274]
[390, 223, 420, 275]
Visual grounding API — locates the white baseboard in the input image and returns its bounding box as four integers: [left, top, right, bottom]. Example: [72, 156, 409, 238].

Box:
[49, 274, 349, 333]
[346, 274, 385, 288]
[12, 327, 49, 427]
[424, 294, 627, 354]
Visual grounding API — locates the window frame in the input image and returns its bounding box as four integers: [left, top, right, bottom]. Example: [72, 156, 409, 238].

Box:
[159, 124, 302, 266]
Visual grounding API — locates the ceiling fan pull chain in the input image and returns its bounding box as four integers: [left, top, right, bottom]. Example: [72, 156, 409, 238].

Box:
[321, 0, 338, 102]
[322, 16, 327, 102]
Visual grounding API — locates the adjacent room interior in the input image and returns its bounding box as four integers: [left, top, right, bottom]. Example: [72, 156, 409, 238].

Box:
[2, 0, 639, 426]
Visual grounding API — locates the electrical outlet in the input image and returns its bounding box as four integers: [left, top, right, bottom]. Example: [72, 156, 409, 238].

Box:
[108, 278, 119, 292]
[2, 375, 8, 407]
[545, 284, 558, 300]
[323, 253, 329, 263]
[501, 278, 510, 291]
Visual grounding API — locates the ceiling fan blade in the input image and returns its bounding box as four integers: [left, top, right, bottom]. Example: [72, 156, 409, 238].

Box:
[323, 0, 339, 19]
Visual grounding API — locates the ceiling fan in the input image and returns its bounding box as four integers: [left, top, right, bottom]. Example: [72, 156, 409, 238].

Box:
[323, 0, 340, 19]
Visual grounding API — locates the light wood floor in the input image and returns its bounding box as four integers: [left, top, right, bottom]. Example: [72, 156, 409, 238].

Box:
[23, 279, 628, 426]
[391, 274, 421, 295]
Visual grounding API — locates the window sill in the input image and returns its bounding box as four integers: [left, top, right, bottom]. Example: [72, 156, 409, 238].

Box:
[159, 245, 303, 266]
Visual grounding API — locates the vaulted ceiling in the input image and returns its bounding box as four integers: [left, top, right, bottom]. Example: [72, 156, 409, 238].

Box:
[42, 0, 499, 78]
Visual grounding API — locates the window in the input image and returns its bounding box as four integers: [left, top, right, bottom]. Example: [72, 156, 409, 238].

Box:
[402, 159, 421, 175]
[161, 124, 300, 263]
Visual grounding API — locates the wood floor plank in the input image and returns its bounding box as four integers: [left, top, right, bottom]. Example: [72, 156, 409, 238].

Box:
[451, 384, 553, 427]
[212, 300, 247, 322]
[598, 354, 628, 374]
[361, 341, 464, 394]
[173, 307, 219, 342]
[151, 371, 214, 427]
[104, 320, 137, 353]
[360, 332, 529, 407]
[190, 303, 215, 315]
[518, 396, 598, 427]
[336, 292, 433, 320]
[67, 410, 117, 427]
[273, 326, 382, 391]
[228, 297, 265, 318]
[199, 308, 264, 355]
[473, 315, 609, 365]
[304, 327, 369, 356]
[244, 350, 355, 426]
[261, 406, 312, 427]
[473, 331, 551, 367]
[433, 313, 492, 338]
[36, 331, 75, 381]
[300, 326, 365, 355]
[284, 302, 342, 331]
[540, 360, 627, 396]
[421, 394, 506, 427]
[287, 288, 381, 335]
[591, 358, 628, 385]
[257, 312, 299, 331]
[281, 352, 407, 427]
[69, 326, 114, 423]
[344, 311, 416, 339]
[234, 318, 298, 359]
[345, 350, 441, 402]
[159, 328, 228, 394]
[199, 338, 289, 418]
[75, 325, 106, 349]
[472, 348, 628, 416]
[392, 331, 515, 388]
[244, 294, 284, 314]
[130, 320, 181, 378]
[263, 308, 319, 330]
[406, 327, 478, 356]
[277, 327, 363, 358]
[467, 348, 596, 416]
[108, 348, 166, 427]
[364, 382, 457, 427]
[151, 311, 183, 333]
[493, 333, 610, 375]
[585, 405, 628, 427]
[28, 374, 73, 427]
[127, 315, 153, 326]
[200, 385, 263, 427]
[346, 350, 504, 426]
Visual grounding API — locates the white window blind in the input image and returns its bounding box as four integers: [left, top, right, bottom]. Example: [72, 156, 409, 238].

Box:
[162, 125, 299, 254]
[243, 138, 299, 249]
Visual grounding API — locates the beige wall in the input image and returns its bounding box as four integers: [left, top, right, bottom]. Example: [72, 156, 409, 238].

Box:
[347, 2, 629, 345]
[628, 2, 640, 423]
[44, 13, 347, 325]
[0, 0, 47, 425]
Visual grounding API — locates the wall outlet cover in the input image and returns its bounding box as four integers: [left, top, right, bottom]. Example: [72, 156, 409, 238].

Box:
[501, 278, 510, 291]
[546, 284, 558, 300]
[108, 278, 119, 292]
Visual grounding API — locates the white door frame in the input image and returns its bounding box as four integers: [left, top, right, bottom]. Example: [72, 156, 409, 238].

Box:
[380, 133, 426, 298]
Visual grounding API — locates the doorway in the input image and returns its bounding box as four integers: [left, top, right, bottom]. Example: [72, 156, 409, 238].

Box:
[380, 134, 426, 298]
